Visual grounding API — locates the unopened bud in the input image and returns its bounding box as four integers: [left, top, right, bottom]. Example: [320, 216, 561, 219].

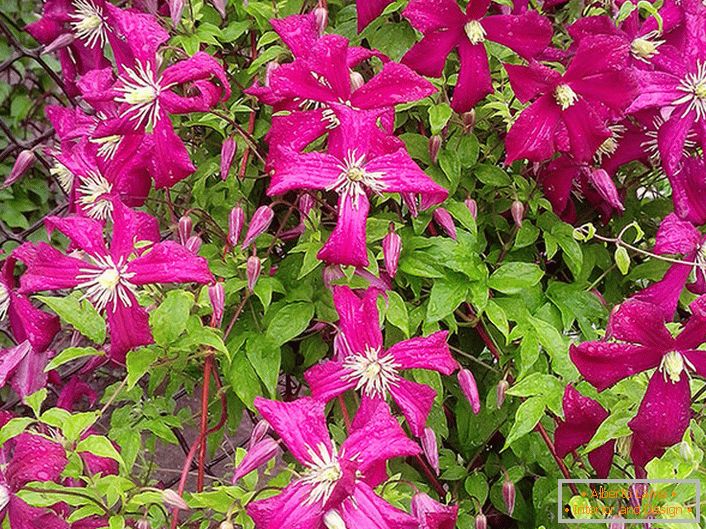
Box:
[178, 215, 192, 245]
[323, 510, 346, 529]
[232, 437, 279, 482]
[475, 513, 487, 529]
[4, 150, 36, 188]
[350, 71, 364, 92]
[242, 206, 274, 248]
[249, 420, 270, 448]
[462, 109, 476, 132]
[465, 198, 478, 220]
[209, 282, 225, 327]
[43, 33, 75, 55]
[162, 489, 189, 511]
[323, 264, 344, 290]
[496, 379, 509, 409]
[433, 208, 457, 240]
[265, 62, 280, 87]
[169, 0, 184, 26]
[299, 193, 315, 220]
[314, 6, 328, 34]
[608, 516, 625, 529]
[458, 369, 480, 414]
[220, 137, 237, 181]
[185, 235, 202, 254]
[136, 519, 151, 529]
[511, 200, 524, 228]
[402, 192, 419, 218]
[429, 135, 442, 165]
[228, 205, 245, 247]
[421, 427, 439, 475]
[209, 0, 227, 18]
[382, 224, 402, 278]
[247, 255, 262, 292]
[502, 478, 516, 516]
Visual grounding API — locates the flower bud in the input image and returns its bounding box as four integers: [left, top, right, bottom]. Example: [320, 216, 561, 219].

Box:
[242, 206, 274, 248]
[511, 200, 524, 228]
[232, 437, 279, 482]
[588, 168, 624, 211]
[209, 282, 225, 327]
[4, 150, 35, 188]
[496, 379, 509, 409]
[421, 427, 439, 475]
[314, 6, 328, 34]
[462, 109, 476, 132]
[433, 208, 457, 240]
[220, 137, 237, 181]
[350, 71, 365, 92]
[429, 135, 442, 165]
[475, 513, 487, 529]
[299, 193, 315, 218]
[502, 478, 516, 516]
[247, 255, 262, 293]
[136, 519, 151, 529]
[43, 33, 75, 55]
[465, 198, 478, 220]
[402, 192, 419, 218]
[323, 510, 346, 529]
[411, 493, 458, 527]
[162, 489, 189, 510]
[382, 225, 401, 278]
[265, 62, 280, 87]
[185, 235, 202, 254]
[249, 420, 270, 449]
[209, 0, 227, 18]
[608, 516, 625, 529]
[178, 215, 192, 245]
[169, 0, 184, 26]
[228, 205, 245, 247]
[458, 369, 480, 414]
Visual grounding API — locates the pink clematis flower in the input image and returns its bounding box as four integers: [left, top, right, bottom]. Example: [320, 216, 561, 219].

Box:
[402, 0, 552, 113]
[246, 397, 421, 529]
[356, 0, 394, 32]
[14, 201, 213, 360]
[504, 36, 636, 164]
[305, 287, 458, 436]
[411, 493, 458, 529]
[269, 108, 447, 267]
[570, 299, 704, 469]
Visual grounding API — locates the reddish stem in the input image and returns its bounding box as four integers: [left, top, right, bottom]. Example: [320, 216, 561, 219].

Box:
[536, 422, 579, 496]
[337, 395, 351, 432]
[411, 454, 446, 498]
[196, 353, 213, 491]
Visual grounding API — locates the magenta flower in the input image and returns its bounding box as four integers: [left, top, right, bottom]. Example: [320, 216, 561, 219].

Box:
[356, 0, 394, 32]
[410, 493, 458, 529]
[504, 36, 636, 164]
[14, 201, 213, 360]
[402, 0, 552, 113]
[246, 397, 420, 529]
[305, 287, 458, 436]
[269, 108, 446, 267]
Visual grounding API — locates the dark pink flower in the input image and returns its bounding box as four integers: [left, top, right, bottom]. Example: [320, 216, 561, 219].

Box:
[305, 287, 458, 436]
[410, 493, 458, 529]
[356, 0, 394, 32]
[246, 397, 420, 529]
[402, 0, 552, 112]
[15, 202, 213, 360]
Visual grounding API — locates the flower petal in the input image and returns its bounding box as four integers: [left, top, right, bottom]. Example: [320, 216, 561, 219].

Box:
[305, 360, 357, 402]
[105, 293, 153, 361]
[339, 482, 418, 529]
[633, 264, 692, 321]
[451, 40, 492, 113]
[44, 215, 108, 257]
[402, 29, 460, 78]
[402, 0, 464, 33]
[6, 433, 67, 489]
[317, 193, 370, 267]
[669, 155, 706, 224]
[482, 12, 552, 59]
[247, 482, 323, 529]
[569, 342, 662, 391]
[607, 299, 673, 347]
[386, 331, 458, 374]
[390, 377, 437, 437]
[332, 286, 383, 354]
[562, 99, 610, 163]
[270, 13, 319, 58]
[505, 61, 558, 102]
[149, 118, 196, 189]
[653, 213, 702, 255]
[269, 149, 341, 196]
[505, 94, 562, 164]
[352, 62, 436, 109]
[357, 0, 394, 31]
[8, 293, 60, 351]
[8, 497, 69, 529]
[126, 241, 213, 286]
[14, 242, 84, 293]
[659, 111, 697, 177]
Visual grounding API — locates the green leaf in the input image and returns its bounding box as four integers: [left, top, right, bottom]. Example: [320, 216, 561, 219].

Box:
[24, 388, 47, 417]
[228, 353, 262, 410]
[37, 293, 106, 344]
[484, 300, 509, 341]
[149, 290, 194, 345]
[428, 104, 452, 135]
[488, 263, 543, 294]
[504, 397, 545, 448]
[386, 291, 409, 337]
[615, 246, 630, 275]
[126, 346, 160, 390]
[246, 335, 281, 397]
[0, 417, 34, 446]
[464, 473, 489, 504]
[426, 276, 468, 322]
[475, 164, 511, 186]
[77, 435, 125, 468]
[45, 347, 104, 372]
[266, 302, 314, 346]
[584, 407, 635, 452]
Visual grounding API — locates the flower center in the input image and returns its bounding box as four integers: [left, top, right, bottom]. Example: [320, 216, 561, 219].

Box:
[594, 124, 626, 164]
[674, 61, 706, 122]
[50, 161, 75, 193]
[323, 510, 347, 529]
[554, 84, 579, 110]
[630, 33, 664, 62]
[76, 254, 137, 312]
[300, 443, 343, 505]
[464, 20, 486, 45]
[77, 171, 114, 221]
[116, 61, 163, 130]
[70, 0, 107, 48]
[90, 134, 123, 159]
[0, 484, 9, 512]
[328, 150, 386, 209]
[659, 351, 695, 384]
[342, 346, 400, 398]
[0, 282, 10, 322]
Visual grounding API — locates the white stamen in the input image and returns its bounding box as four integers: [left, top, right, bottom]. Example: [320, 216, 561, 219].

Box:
[115, 60, 163, 130]
[90, 134, 123, 159]
[50, 161, 75, 193]
[70, 0, 107, 49]
[674, 61, 706, 122]
[630, 32, 665, 62]
[299, 443, 343, 505]
[554, 84, 579, 110]
[464, 20, 487, 45]
[659, 351, 696, 384]
[75, 254, 137, 312]
[342, 346, 400, 398]
[0, 282, 10, 322]
[77, 170, 113, 221]
[594, 124, 627, 164]
[641, 115, 697, 167]
[327, 150, 386, 209]
[0, 484, 9, 512]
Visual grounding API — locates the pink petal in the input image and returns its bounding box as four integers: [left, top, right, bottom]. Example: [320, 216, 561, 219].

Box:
[266, 110, 330, 156]
[57, 377, 97, 410]
[626, 70, 681, 113]
[390, 377, 436, 437]
[567, 70, 637, 112]
[8, 497, 69, 529]
[386, 331, 457, 374]
[339, 482, 418, 529]
[352, 62, 436, 110]
[317, 193, 370, 267]
[105, 3, 169, 67]
[402, 0, 464, 33]
[6, 433, 67, 489]
[305, 360, 357, 402]
[411, 493, 459, 529]
[466, 0, 491, 19]
[44, 215, 108, 257]
[633, 264, 692, 321]
[270, 13, 319, 57]
[505, 94, 562, 164]
[564, 35, 631, 82]
[539, 157, 578, 214]
[0, 341, 32, 387]
[402, 29, 460, 78]
[451, 40, 492, 113]
[669, 156, 706, 224]
[482, 12, 552, 59]
[269, 149, 341, 196]
[161, 52, 230, 107]
[586, 168, 623, 211]
[654, 213, 702, 255]
[8, 345, 49, 400]
[8, 293, 60, 351]
[561, 99, 610, 163]
[247, 482, 323, 529]
[109, 201, 160, 262]
[126, 241, 213, 286]
[332, 286, 384, 354]
[14, 243, 84, 293]
[607, 299, 673, 347]
[357, 0, 394, 31]
[505, 61, 558, 103]
[149, 118, 196, 189]
[105, 293, 153, 361]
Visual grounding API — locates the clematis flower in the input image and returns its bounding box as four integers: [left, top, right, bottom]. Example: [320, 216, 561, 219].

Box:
[410, 493, 458, 529]
[570, 298, 704, 469]
[402, 0, 552, 113]
[269, 109, 447, 267]
[554, 385, 615, 478]
[14, 201, 213, 360]
[304, 287, 458, 436]
[356, 0, 394, 32]
[246, 397, 420, 529]
[504, 36, 636, 164]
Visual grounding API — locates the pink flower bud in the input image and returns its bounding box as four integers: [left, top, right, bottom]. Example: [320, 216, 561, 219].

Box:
[496, 379, 509, 409]
[462, 109, 476, 132]
[178, 215, 192, 245]
[429, 135, 442, 165]
[587, 168, 624, 211]
[433, 208, 457, 240]
[209, 0, 226, 17]
[402, 192, 419, 218]
[465, 198, 478, 220]
[511, 200, 524, 228]
[220, 137, 237, 181]
[162, 489, 189, 510]
[137, 519, 151, 529]
[314, 6, 328, 34]
[608, 516, 625, 529]
[382, 225, 402, 278]
[323, 264, 344, 290]
[350, 71, 365, 92]
[4, 150, 35, 188]
[299, 193, 315, 222]
[502, 478, 516, 516]
[209, 282, 225, 327]
[232, 437, 279, 482]
[458, 369, 480, 414]
[43, 33, 75, 55]
[411, 493, 458, 527]
[242, 206, 274, 248]
[249, 420, 270, 449]
[185, 235, 202, 254]
[421, 427, 439, 475]
[169, 0, 184, 26]
[247, 255, 261, 292]
[228, 205, 245, 247]
[265, 62, 280, 87]
[475, 513, 487, 529]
